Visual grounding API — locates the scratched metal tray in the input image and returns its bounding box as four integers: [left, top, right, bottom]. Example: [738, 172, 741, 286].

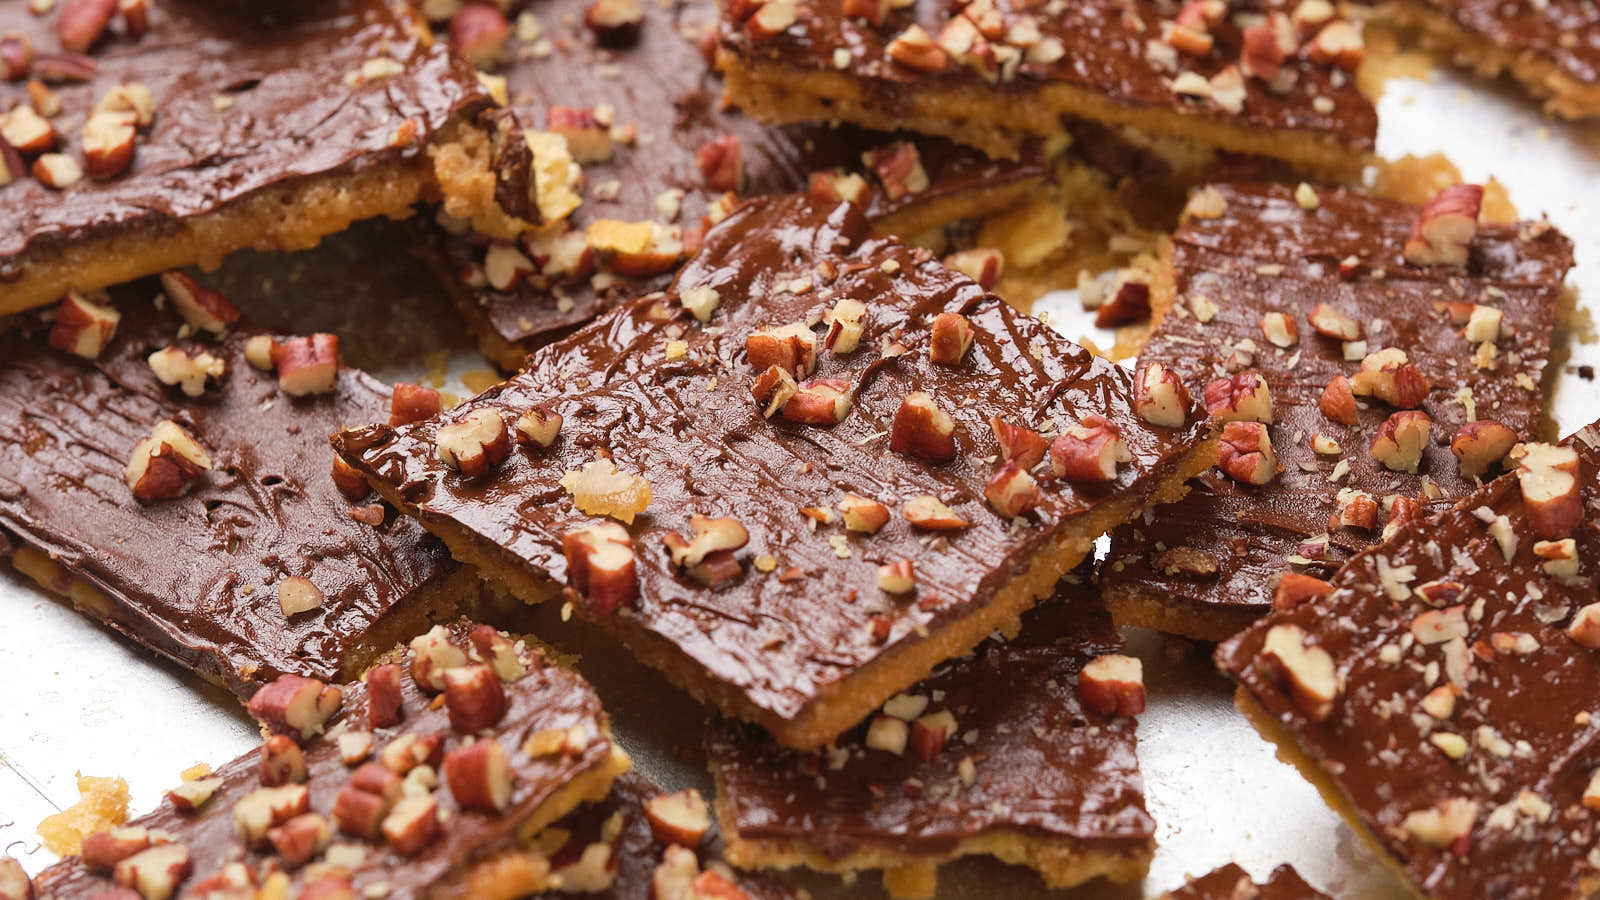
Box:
[3, 67, 1598, 897]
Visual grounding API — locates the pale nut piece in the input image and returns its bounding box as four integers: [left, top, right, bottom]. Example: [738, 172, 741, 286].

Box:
[1318, 374, 1358, 426]
[268, 812, 331, 869]
[1307, 302, 1360, 341]
[166, 778, 222, 812]
[751, 365, 799, 419]
[928, 312, 974, 366]
[809, 167, 872, 207]
[1077, 654, 1145, 716]
[408, 624, 467, 693]
[909, 710, 956, 761]
[842, 0, 890, 26]
[1370, 410, 1432, 473]
[942, 247, 1003, 289]
[838, 494, 890, 533]
[902, 494, 968, 530]
[276, 576, 324, 617]
[1133, 362, 1192, 428]
[1350, 348, 1428, 409]
[467, 624, 529, 683]
[158, 271, 240, 334]
[1260, 311, 1298, 348]
[695, 134, 743, 193]
[246, 674, 342, 742]
[515, 407, 562, 448]
[1450, 420, 1516, 478]
[1404, 184, 1482, 267]
[259, 734, 308, 787]
[365, 664, 405, 728]
[679, 285, 720, 324]
[83, 827, 156, 870]
[777, 374, 856, 423]
[1217, 420, 1277, 485]
[1260, 623, 1340, 721]
[1336, 489, 1379, 531]
[1567, 603, 1600, 650]
[745, 321, 816, 377]
[1401, 798, 1478, 854]
[337, 731, 374, 766]
[743, 0, 799, 42]
[443, 738, 514, 812]
[1049, 414, 1128, 482]
[436, 409, 512, 477]
[1272, 572, 1334, 611]
[32, 151, 81, 188]
[2, 104, 54, 154]
[1533, 538, 1578, 579]
[988, 415, 1048, 469]
[443, 663, 508, 733]
[822, 297, 867, 355]
[1203, 370, 1273, 423]
[862, 140, 930, 201]
[562, 520, 637, 615]
[244, 335, 276, 371]
[1306, 19, 1364, 70]
[82, 111, 134, 178]
[546, 105, 612, 165]
[232, 784, 311, 845]
[484, 243, 535, 292]
[124, 420, 211, 501]
[381, 795, 439, 856]
[984, 460, 1039, 517]
[272, 333, 339, 397]
[47, 289, 120, 359]
[886, 23, 946, 71]
[1463, 304, 1503, 343]
[112, 843, 191, 900]
[644, 789, 710, 848]
[1512, 442, 1583, 540]
[147, 345, 224, 397]
[877, 558, 915, 594]
[889, 391, 957, 461]
[663, 515, 749, 568]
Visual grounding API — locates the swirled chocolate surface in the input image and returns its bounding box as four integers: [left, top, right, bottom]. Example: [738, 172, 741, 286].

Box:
[706, 579, 1153, 864]
[1217, 421, 1600, 900]
[0, 283, 459, 696]
[1103, 182, 1572, 635]
[336, 193, 1209, 739]
[0, 0, 486, 282]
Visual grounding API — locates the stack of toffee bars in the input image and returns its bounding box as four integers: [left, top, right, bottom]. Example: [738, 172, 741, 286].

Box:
[0, 0, 1595, 897]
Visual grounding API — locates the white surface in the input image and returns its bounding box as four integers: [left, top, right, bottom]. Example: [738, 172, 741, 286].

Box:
[3, 66, 1599, 897]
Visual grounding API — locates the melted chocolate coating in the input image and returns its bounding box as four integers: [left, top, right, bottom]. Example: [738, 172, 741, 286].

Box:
[0, 284, 458, 697]
[1162, 862, 1329, 899]
[1413, 0, 1600, 87]
[706, 579, 1154, 863]
[535, 773, 794, 899]
[424, 0, 1043, 359]
[33, 626, 618, 899]
[1217, 422, 1600, 900]
[337, 194, 1208, 739]
[1104, 182, 1572, 630]
[718, 0, 1376, 151]
[0, 0, 487, 281]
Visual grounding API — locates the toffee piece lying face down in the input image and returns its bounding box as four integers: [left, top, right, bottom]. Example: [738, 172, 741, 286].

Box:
[419, 0, 1045, 369]
[335, 193, 1214, 750]
[0, 0, 491, 317]
[706, 576, 1154, 897]
[1103, 181, 1573, 641]
[0, 280, 475, 698]
[30, 623, 631, 900]
[1218, 421, 1600, 900]
[715, 0, 1377, 173]
[1159, 862, 1330, 899]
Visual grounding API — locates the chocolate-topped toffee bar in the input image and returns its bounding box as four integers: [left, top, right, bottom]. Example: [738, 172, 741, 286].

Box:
[0, 0, 494, 317]
[335, 193, 1215, 749]
[1102, 182, 1573, 641]
[714, 0, 1378, 174]
[706, 575, 1154, 898]
[30, 623, 632, 900]
[417, 0, 1045, 369]
[1160, 862, 1330, 899]
[0, 277, 477, 698]
[1376, 0, 1600, 118]
[1217, 422, 1600, 900]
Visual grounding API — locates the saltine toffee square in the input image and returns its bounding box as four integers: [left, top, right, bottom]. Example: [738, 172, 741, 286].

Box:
[705, 575, 1155, 899]
[0, 277, 477, 698]
[416, 0, 1046, 369]
[334, 193, 1215, 750]
[714, 0, 1377, 176]
[28, 623, 631, 900]
[1217, 420, 1600, 900]
[1102, 181, 1573, 641]
[0, 0, 497, 317]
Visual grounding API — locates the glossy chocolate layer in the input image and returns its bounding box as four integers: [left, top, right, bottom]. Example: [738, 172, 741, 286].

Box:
[718, 0, 1376, 149]
[0, 0, 486, 279]
[1411, 0, 1600, 87]
[0, 284, 458, 697]
[33, 625, 619, 899]
[424, 0, 1043, 359]
[1105, 182, 1571, 628]
[1162, 862, 1329, 899]
[532, 773, 793, 899]
[706, 579, 1153, 861]
[338, 194, 1209, 735]
[1217, 421, 1600, 900]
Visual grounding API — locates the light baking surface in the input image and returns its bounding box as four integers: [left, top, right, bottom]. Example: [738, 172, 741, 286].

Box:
[3, 68, 1598, 897]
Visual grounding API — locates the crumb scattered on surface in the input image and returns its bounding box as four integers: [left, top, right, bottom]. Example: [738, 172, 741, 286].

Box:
[37, 773, 130, 856]
[421, 350, 452, 389]
[461, 368, 503, 395]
